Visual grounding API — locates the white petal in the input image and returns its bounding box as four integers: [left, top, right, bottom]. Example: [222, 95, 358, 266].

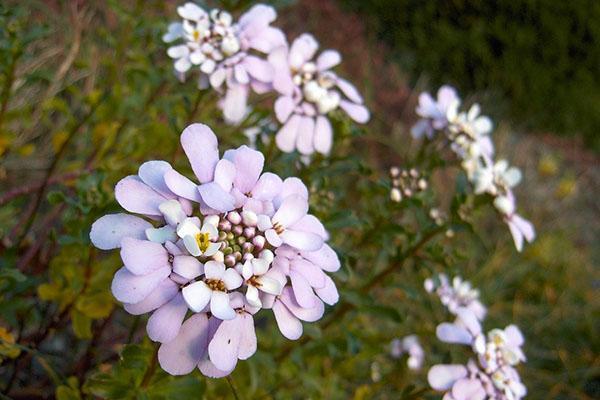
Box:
[223, 268, 243, 290]
[182, 281, 212, 312]
[210, 291, 236, 320]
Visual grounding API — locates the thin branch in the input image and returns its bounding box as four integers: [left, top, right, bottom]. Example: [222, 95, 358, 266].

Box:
[226, 376, 241, 400]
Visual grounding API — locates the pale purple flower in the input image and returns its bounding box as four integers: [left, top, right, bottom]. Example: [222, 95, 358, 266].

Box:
[390, 335, 425, 370]
[425, 274, 487, 321]
[429, 307, 527, 399]
[411, 85, 459, 139]
[493, 192, 535, 252]
[91, 122, 341, 377]
[269, 33, 369, 155]
[164, 3, 285, 124]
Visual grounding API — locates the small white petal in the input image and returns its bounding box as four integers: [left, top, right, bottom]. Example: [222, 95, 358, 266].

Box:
[182, 281, 212, 312]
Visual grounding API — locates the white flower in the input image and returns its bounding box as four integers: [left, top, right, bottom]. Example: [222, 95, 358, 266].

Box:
[241, 250, 282, 307]
[182, 261, 243, 319]
[176, 217, 221, 257]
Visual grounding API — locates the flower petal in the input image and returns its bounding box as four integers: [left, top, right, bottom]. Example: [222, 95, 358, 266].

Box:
[120, 237, 169, 275]
[275, 114, 301, 153]
[273, 194, 308, 227]
[173, 255, 203, 280]
[280, 229, 323, 251]
[224, 145, 265, 194]
[427, 364, 468, 390]
[164, 169, 202, 202]
[147, 293, 188, 343]
[90, 214, 152, 250]
[302, 243, 340, 272]
[123, 278, 179, 315]
[111, 266, 171, 304]
[208, 316, 241, 371]
[280, 287, 324, 322]
[138, 161, 175, 198]
[336, 76, 363, 104]
[210, 291, 236, 320]
[339, 100, 370, 123]
[274, 96, 295, 124]
[223, 269, 243, 290]
[198, 182, 236, 212]
[222, 85, 248, 125]
[296, 116, 315, 155]
[180, 123, 219, 184]
[237, 313, 257, 360]
[115, 176, 166, 216]
[182, 281, 212, 313]
[314, 275, 339, 305]
[272, 300, 302, 340]
[290, 270, 318, 308]
[251, 172, 283, 201]
[436, 323, 473, 345]
[204, 261, 225, 280]
[316, 50, 341, 71]
[158, 313, 209, 376]
[313, 115, 333, 155]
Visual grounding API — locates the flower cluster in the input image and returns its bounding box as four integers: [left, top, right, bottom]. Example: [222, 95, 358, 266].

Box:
[165, 3, 369, 155]
[425, 274, 487, 321]
[389, 335, 425, 370]
[412, 86, 535, 252]
[90, 123, 340, 377]
[389, 166, 427, 203]
[429, 308, 527, 400]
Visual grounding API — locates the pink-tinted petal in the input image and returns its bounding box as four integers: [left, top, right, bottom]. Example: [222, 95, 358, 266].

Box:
[248, 26, 286, 53]
[313, 115, 333, 155]
[111, 266, 171, 304]
[291, 214, 327, 239]
[243, 55, 274, 83]
[224, 145, 265, 194]
[120, 237, 169, 275]
[302, 243, 340, 272]
[198, 358, 234, 378]
[505, 325, 525, 347]
[180, 124, 219, 184]
[90, 214, 152, 250]
[436, 323, 473, 345]
[237, 313, 257, 360]
[291, 258, 326, 288]
[204, 260, 225, 280]
[158, 313, 209, 376]
[173, 255, 203, 280]
[210, 291, 236, 320]
[265, 229, 283, 247]
[213, 159, 236, 192]
[316, 50, 341, 71]
[276, 114, 301, 153]
[428, 364, 468, 390]
[252, 173, 283, 201]
[272, 300, 302, 340]
[296, 116, 315, 155]
[314, 275, 339, 305]
[223, 268, 243, 290]
[234, 64, 250, 85]
[339, 100, 370, 123]
[222, 85, 249, 125]
[198, 182, 236, 212]
[280, 229, 323, 251]
[289, 33, 319, 69]
[138, 161, 175, 199]
[182, 281, 212, 313]
[115, 176, 166, 216]
[512, 214, 535, 243]
[290, 270, 318, 308]
[208, 317, 241, 371]
[273, 194, 308, 227]
[163, 169, 202, 202]
[455, 307, 482, 336]
[280, 287, 324, 322]
[123, 278, 179, 315]
[147, 293, 188, 343]
[274, 96, 295, 123]
[452, 378, 486, 400]
[336, 76, 363, 104]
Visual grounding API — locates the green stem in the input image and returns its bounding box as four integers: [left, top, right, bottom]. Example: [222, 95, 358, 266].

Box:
[0, 50, 21, 132]
[226, 376, 241, 400]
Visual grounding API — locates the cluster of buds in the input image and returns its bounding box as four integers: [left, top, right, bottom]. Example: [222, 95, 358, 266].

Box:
[425, 274, 486, 321]
[389, 166, 428, 203]
[412, 86, 535, 252]
[389, 335, 425, 370]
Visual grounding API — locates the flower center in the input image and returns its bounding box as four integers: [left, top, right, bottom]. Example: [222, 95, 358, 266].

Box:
[205, 278, 226, 292]
[195, 232, 212, 252]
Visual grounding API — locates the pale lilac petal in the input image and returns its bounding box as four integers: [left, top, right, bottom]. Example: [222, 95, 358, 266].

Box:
[224, 145, 265, 194]
[274, 96, 295, 123]
[452, 378, 486, 400]
[296, 116, 315, 155]
[204, 260, 225, 280]
[289, 33, 319, 69]
[115, 176, 166, 216]
[279, 177, 308, 202]
[124, 278, 179, 315]
[339, 100, 370, 123]
[248, 26, 286, 53]
[428, 364, 468, 390]
[223, 269, 243, 290]
[313, 115, 333, 155]
[291, 258, 326, 288]
[456, 307, 482, 336]
[505, 325, 525, 347]
[316, 50, 341, 71]
[302, 244, 340, 272]
[173, 255, 203, 280]
[111, 266, 171, 304]
[163, 169, 202, 202]
[147, 293, 188, 343]
[280, 287, 324, 322]
[237, 313, 257, 360]
[243, 55, 274, 82]
[198, 358, 233, 378]
[336, 77, 363, 104]
[198, 182, 236, 212]
[276, 114, 301, 153]
[145, 225, 177, 244]
[180, 124, 219, 184]
[213, 159, 236, 192]
[90, 214, 152, 250]
[234, 64, 250, 85]
[222, 85, 249, 125]
[265, 229, 283, 247]
[314, 275, 338, 305]
[291, 214, 327, 239]
[158, 313, 209, 376]
[120, 237, 169, 275]
[138, 161, 174, 199]
[238, 4, 276, 34]
[273, 194, 308, 227]
[290, 270, 318, 308]
[508, 220, 524, 252]
[251, 173, 283, 200]
[272, 300, 302, 340]
[167, 45, 189, 59]
[512, 214, 535, 243]
[210, 291, 236, 320]
[280, 229, 323, 251]
[436, 323, 473, 345]
[208, 317, 241, 371]
[182, 281, 212, 313]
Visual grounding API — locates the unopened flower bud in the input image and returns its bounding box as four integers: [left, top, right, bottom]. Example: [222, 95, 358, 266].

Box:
[219, 220, 232, 232]
[242, 210, 258, 227]
[390, 166, 400, 178]
[225, 254, 236, 267]
[232, 225, 243, 236]
[242, 253, 254, 262]
[252, 235, 265, 250]
[243, 226, 256, 239]
[212, 251, 224, 263]
[390, 188, 402, 203]
[242, 242, 254, 253]
[418, 178, 428, 190]
[227, 211, 241, 225]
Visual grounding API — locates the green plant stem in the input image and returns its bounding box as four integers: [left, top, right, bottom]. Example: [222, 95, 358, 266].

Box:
[226, 376, 241, 400]
[0, 50, 21, 132]
[141, 345, 159, 388]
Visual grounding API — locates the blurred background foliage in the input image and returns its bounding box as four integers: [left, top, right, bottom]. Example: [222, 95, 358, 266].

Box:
[343, 0, 600, 152]
[0, 0, 598, 399]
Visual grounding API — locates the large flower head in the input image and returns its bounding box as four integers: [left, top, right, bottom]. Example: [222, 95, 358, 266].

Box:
[269, 33, 370, 155]
[164, 3, 285, 124]
[90, 123, 340, 377]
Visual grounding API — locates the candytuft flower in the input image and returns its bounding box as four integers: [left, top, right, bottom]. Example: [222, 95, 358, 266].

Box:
[90, 123, 340, 377]
[164, 3, 285, 124]
[269, 33, 370, 155]
[425, 273, 487, 321]
[389, 335, 425, 370]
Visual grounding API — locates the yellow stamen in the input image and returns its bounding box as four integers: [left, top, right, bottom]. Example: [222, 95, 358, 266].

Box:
[195, 232, 211, 252]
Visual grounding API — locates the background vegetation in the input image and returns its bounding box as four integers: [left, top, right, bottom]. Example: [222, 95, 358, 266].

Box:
[0, 1, 598, 399]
